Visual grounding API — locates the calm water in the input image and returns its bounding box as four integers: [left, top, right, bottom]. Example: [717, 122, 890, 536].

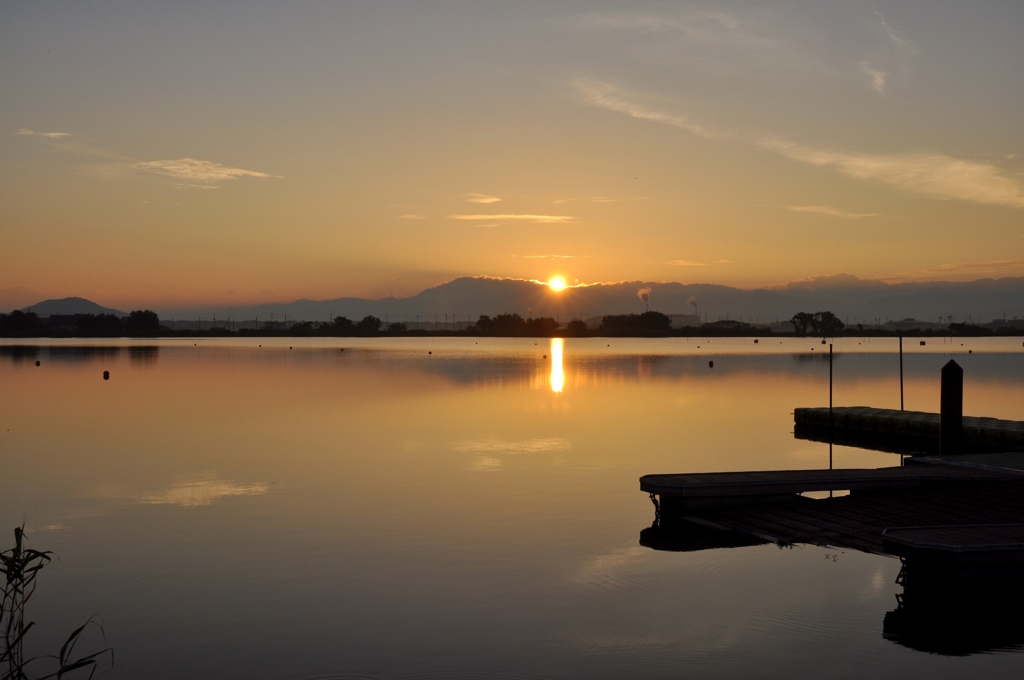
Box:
[2, 337, 1024, 678]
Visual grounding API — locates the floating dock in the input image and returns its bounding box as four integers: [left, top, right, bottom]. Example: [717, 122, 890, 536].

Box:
[794, 406, 1024, 453]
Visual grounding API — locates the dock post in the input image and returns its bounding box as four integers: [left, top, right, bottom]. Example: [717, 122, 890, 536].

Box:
[940, 360, 963, 455]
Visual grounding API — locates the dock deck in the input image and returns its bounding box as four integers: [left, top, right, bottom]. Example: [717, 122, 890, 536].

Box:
[642, 462, 1024, 557]
[794, 406, 1024, 453]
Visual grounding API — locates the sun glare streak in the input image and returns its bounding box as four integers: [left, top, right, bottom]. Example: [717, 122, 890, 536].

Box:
[550, 338, 565, 393]
[548, 276, 567, 291]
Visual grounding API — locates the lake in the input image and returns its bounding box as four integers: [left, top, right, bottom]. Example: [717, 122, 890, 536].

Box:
[2, 336, 1023, 678]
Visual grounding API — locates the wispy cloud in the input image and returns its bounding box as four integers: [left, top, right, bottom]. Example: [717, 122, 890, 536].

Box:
[786, 205, 879, 219]
[398, 214, 426, 219]
[884, 259, 1024, 282]
[465, 193, 501, 204]
[135, 158, 279, 187]
[863, 11, 917, 95]
[861, 62, 887, 95]
[669, 260, 705, 266]
[873, 9, 916, 57]
[576, 81, 1024, 210]
[17, 128, 71, 138]
[449, 213, 574, 224]
[520, 254, 577, 259]
[715, 259, 735, 264]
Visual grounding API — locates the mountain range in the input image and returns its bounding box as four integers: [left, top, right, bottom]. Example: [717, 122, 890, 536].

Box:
[17, 275, 1023, 325]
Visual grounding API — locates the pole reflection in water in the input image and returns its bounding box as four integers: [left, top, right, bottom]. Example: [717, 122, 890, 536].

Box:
[550, 338, 564, 393]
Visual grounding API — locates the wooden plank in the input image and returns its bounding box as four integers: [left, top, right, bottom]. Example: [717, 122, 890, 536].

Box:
[640, 465, 1010, 498]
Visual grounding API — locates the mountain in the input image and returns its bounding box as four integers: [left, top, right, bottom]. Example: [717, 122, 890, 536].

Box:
[165, 275, 1024, 325]
[20, 297, 128, 318]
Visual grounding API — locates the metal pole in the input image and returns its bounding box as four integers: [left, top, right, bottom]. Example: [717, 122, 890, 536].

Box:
[899, 335, 904, 411]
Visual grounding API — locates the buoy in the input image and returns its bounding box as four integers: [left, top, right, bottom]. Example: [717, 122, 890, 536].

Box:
[289, 346, 292, 349]
[35, 360, 40, 366]
[709, 361, 714, 368]
[920, 341, 926, 346]
[543, 354, 547, 359]
[969, 350, 973, 354]
[103, 371, 109, 380]
[821, 339, 826, 344]
[428, 351, 432, 354]
[754, 339, 758, 344]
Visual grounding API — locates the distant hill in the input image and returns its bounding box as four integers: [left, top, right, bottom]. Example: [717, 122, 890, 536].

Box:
[164, 275, 1024, 326]
[20, 297, 127, 318]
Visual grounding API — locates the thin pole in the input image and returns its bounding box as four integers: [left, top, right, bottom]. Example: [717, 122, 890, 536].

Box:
[829, 343, 833, 413]
[830, 342, 834, 492]
[899, 335, 904, 411]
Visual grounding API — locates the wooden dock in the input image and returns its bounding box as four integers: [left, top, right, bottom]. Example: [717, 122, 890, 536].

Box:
[794, 406, 1024, 453]
[641, 462, 1024, 556]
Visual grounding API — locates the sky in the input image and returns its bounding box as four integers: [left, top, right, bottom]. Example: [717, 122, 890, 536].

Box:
[2, 1, 1023, 310]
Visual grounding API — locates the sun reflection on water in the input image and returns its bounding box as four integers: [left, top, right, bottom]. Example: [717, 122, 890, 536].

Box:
[550, 337, 564, 393]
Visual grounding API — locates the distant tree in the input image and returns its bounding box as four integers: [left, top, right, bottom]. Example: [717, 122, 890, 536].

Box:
[386, 322, 407, 334]
[355, 315, 382, 335]
[600, 311, 671, 332]
[566, 319, 588, 336]
[790, 311, 844, 336]
[76, 313, 122, 337]
[288, 321, 317, 336]
[814, 311, 844, 336]
[124, 310, 160, 337]
[327, 316, 355, 335]
[790, 312, 814, 336]
[0, 311, 41, 337]
[524, 316, 560, 336]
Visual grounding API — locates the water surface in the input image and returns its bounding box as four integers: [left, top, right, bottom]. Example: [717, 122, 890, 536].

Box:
[2, 337, 1023, 678]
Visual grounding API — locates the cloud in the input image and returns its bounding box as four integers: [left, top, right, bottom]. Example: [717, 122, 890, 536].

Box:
[17, 128, 70, 138]
[884, 259, 1024, 282]
[786, 205, 879, 219]
[465, 193, 501, 204]
[134, 158, 279, 186]
[715, 259, 735, 264]
[520, 254, 577, 259]
[873, 9, 916, 57]
[398, 214, 426, 219]
[669, 260, 705, 266]
[449, 213, 574, 224]
[861, 62, 887, 94]
[576, 81, 1024, 209]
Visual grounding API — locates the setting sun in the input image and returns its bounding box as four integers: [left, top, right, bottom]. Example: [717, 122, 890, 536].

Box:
[548, 276, 567, 292]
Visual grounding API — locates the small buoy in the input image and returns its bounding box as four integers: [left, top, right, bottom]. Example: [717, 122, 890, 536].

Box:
[428, 351, 432, 354]
[821, 339, 826, 345]
[103, 370, 109, 380]
[35, 360, 40, 366]
[969, 350, 973, 354]
[920, 341, 926, 346]
[259, 344, 262, 347]
[543, 354, 547, 359]
[709, 361, 714, 368]
[289, 346, 292, 349]
[754, 339, 758, 344]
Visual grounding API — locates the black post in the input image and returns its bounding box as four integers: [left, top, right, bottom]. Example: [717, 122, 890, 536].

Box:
[940, 359, 963, 456]
[899, 335, 904, 411]
[829, 343, 833, 413]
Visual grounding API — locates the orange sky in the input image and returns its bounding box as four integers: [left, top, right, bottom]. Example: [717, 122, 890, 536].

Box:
[3, 2, 1023, 310]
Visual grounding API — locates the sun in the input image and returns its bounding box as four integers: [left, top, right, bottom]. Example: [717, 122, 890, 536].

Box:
[548, 276, 567, 292]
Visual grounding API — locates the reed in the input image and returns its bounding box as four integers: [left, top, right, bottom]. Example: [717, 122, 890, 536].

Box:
[1, 526, 112, 679]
